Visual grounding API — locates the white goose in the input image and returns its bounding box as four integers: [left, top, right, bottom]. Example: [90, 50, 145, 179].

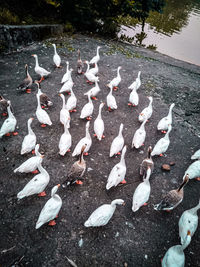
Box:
[72, 121, 92, 156]
[128, 71, 141, 91]
[132, 167, 151, 212]
[65, 87, 77, 112]
[128, 86, 139, 107]
[21, 118, 36, 155]
[162, 231, 191, 267]
[36, 93, 52, 127]
[89, 46, 101, 65]
[138, 96, 153, 122]
[157, 103, 175, 133]
[59, 119, 72, 156]
[61, 61, 69, 84]
[17, 162, 50, 199]
[84, 199, 124, 227]
[52, 43, 61, 68]
[191, 148, 200, 160]
[132, 119, 147, 149]
[59, 94, 70, 125]
[107, 66, 122, 90]
[32, 54, 50, 83]
[110, 123, 124, 157]
[80, 92, 94, 120]
[182, 160, 200, 181]
[179, 199, 200, 245]
[14, 144, 43, 173]
[94, 103, 105, 141]
[151, 124, 172, 156]
[0, 100, 17, 138]
[84, 80, 101, 100]
[106, 146, 127, 190]
[59, 69, 74, 94]
[106, 86, 117, 111]
[88, 63, 99, 76]
[84, 70, 99, 84]
[35, 184, 62, 229]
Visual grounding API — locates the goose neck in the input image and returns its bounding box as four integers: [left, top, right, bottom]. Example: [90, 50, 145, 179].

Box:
[28, 120, 34, 135]
[7, 104, 14, 118]
[34, 56, 39, 67]
[36, 94, 42, 110]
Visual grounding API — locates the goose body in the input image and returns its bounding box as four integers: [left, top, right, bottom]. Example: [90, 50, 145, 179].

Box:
[107, 66, 122, 89]
[128, 71, 141, 91]
[132, 119, 147, 149]
[80, 93, 94, 119]
[183, 160, 200, 180]
[191, 149, 200, 160]
[61, 61, 70, 83]
[106, 146, 127, 190]
[72, 121, 92, 156]
[162, 232, 191, 267]
[88, 63, 99, 76]
[179, 199, 200, 244]
[94, 103, 105, 141]
[129, 87, 139, 106]
[32, 54, 50, 79]
[110, 123, 124, 157]
[52, 44, 61, 67]
[21, 118, 36, 155]
[17, 64, 32, 92]
[14, 144, 43, 173]
[65, 88, 77, 111]
[132, 168, 151, 212]
[106, 87, 117, 110]
[59, 94, 70, 125]
[35, 82, 53, 108]
[0, 101, 17, 138]
[35, 184, 62, 229]
[17, 163, 50, 199]
[36, 93, 52, 126]
[140, 146, 154, 180]
[84, 81, 101, 98]
[77, 49, 83, 74]
[59, 70, 74, 94]
[154, 175, 189, 211]
[138, 96, 153, 122]
[89, 46, 101, 65]
[84, 199, 124, 227]
[151, 125, 172, 156]
[84, 71, 99, 83]
[59, 119, 72, 156]
[157, 103, 175, 132]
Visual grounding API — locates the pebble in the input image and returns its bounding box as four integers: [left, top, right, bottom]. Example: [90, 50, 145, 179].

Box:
[161, 164, 170, 171]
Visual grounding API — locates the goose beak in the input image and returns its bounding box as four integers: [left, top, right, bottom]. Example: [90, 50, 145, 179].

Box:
[40, 155, 45, 158]
[57, 184, 61, 187]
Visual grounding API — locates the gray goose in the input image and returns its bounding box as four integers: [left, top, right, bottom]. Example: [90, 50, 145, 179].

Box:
[35, 81, 53, 108]
[77, 49, 83, 74]
[0, 96, 14, 116]
[140, 146, 154, 180]
[17, 64, 33, 93]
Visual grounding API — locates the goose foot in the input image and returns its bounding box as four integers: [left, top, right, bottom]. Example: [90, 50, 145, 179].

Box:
[37, 77, 45, 83]
[120, 179, 127, 184]
[56, 214, 59, 218]
[48, 220, 56, 226]
[102, 135, 105, 139]
[93, 134, 97, 137]
[116, 152, 121, 155]
[5, 133, 11, 136]
[32, 170, 39, 174]
[38, 191, 46, 197]
[196, 177, 200, 181]
[76, 180, 83, 185]
[161, 130, 167, 134]
[41, 105, 45, 109]
[113, 86, 118, 91]
[159, 154, 164, 157]
[83, 152, 89, 156]
[12, 132, 18, 136]
[86, 116, 92, 121]
[67, 149, 71, 152]
[166, 209, 171, 212]
[26, 89, 31, 93]
[128, 103, 135, 107]
[91, 97, 97, 100]
[69, 109, 77, 112]
[108, 107, 112, 111]
[41, 124, 46, 128]
[143, 202, 148, 206]
[32, 150, 35, 154]
[2, 112, 7, 116]
[67, 92, 71, 95]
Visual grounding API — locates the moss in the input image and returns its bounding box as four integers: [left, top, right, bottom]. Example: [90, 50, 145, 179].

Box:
[0, 8, 20, 24]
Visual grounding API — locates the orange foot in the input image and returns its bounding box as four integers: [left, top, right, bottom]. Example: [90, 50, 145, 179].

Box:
[143, 202, 148, 206]
[159, 153, 164, 157]
[86, 117, 92, 121]
[67, 92, 71, 95]
[120, 179, 127, 184]
[48, 220, 56, 226]
[41, 124, 46, 128]
[67, 149, 71, 152]
[161, 130, 167, 134]
[41, 105, 45, 109]
[26, 89, 31, 93]
[38, 77, 45, 83]
[83, 152, 89, 156]
[55, 214, 59, 218]
[91, 97, 97, 100]
[76, 180, 83, 185]
[32, 170, 39, 174]
[113, 86, 118, 91]
[108, 107, 112, 112]
[38, 191, 46, 197]
[102, 135, 105, 139]
[12, 132, 18, 136]
[116, 152, 121, 155]
[166, 209, 171, 212]
[32, 150, 35, 154]
[70, 109, 77, 112]
[93, 134, 97, 137]
[2, 112, 7, 116]
[5, 133, 11, 136]
[196, 177, 200, 181]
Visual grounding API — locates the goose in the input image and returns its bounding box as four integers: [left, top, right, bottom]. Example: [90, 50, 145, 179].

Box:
[157, 103, 175, 133]
[32, 54, 50, 83]
[52, 43, 61, 68]
[94, 103, 105, 140]
[191, 148, 200, 160]
[35, 184, 62, 229]
[140, 146, 154, 180]
[110, 123, 124, 157]
[77, 49, 83, 74]
[0, 95, 10, 116]
[63, 145, 86, 185]
[65, 87, 77, 112]
[161, 231, 191, 267]
[132, 167, 151, 212]
[0, 100, 17, 138]
[182, 160, 200, 181]
[179, 199, 200, 244]
[107, 66, 122, 91]
[59, 118, 72, 156]
[128, 86, 139, 107]
[36, 93, 52, 127]
[59, 93, 70, 125]
[154, 175, 189, 211]
[89, 46, 101, 65]
[88, 63, 99, 76]
[17, 162, 50, 199]
[132, 119, 147, 149]
[128, 71, 141, 91]
[17, 64, 33, 93]
[14, 144, 44, 174]
[59, 69, 74, 94]
[106, 86, 117, 111]
[80, 92, 94, 120]
[35, 81, 53, 108]
[106, 146, 127, 190]
[61, 61, 69, 84]
[84, 80, 101, 100]
[138, 96, 153, 122]
[151, 124, 172, 156]
[72, 121, 92, 156]
[84, 199, 125, 227]
[20, 118, 36, 155]
[84, 70, 99, 84]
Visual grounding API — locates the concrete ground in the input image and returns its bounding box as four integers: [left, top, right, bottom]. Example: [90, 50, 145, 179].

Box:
[0, 34, 200, 267]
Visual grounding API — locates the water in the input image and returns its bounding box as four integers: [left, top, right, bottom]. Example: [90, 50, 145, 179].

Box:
[118, 0, 200, 66]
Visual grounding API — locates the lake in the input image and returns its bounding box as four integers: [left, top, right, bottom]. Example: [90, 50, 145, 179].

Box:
[118, 0, 200, 66]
